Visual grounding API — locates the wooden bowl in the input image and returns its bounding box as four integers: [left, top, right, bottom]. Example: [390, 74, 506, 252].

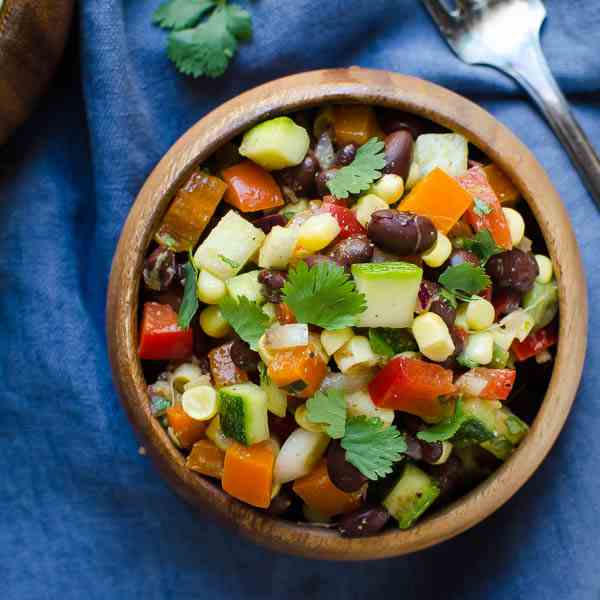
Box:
[106, 68, 587, 560]
[0, 0, 74, 144]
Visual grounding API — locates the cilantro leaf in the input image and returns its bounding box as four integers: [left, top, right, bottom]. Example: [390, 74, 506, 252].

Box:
[454, 229, 503, 264]
[219, 295, 269, 350]
[282, 261, 366, 330]
[417, 398, 465, 443]
[306, 390, 347, 439]
[178, 260, 199, 328]
[438, 263, 491, 297]
[341, 417, 407, 480]
[473, 197, 492, 216]
[368, 328, 417, 358]
[326, 138, 386, 198]
[153, 0, 216, 30]
[166, 3, 252, 78]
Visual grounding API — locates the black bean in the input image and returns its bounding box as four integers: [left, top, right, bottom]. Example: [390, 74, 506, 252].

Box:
[258, 269, 287, 303]
[304, 254, 340, 269]
[230, 339, 260, 372]
[335, 143, 358, 166]
[327, 440, 368, 492]
[315, 168, 339, 197]
[252, 213, 287, 234]
[266, 489, 293, 516]
[417, 280, 441, 312]
[486, 249, 539, 293]
[371, 246, 401, 263]
[368, 210, 437, 255]
[492, 288, 522, 319]
[404, 434, 423, 461]
[338, 506, 390, 538]
[439, 327, 467, 370]
[326, 235, 374, 268]
[143, 247, 177, 291]
[379, 108, 442, 138]
[278, 151, 318, 197]
[430, 297, 456, 328]
[429, 455, 464, 501]
[420, 441, 443, 464]
[382, 131, 414, 180]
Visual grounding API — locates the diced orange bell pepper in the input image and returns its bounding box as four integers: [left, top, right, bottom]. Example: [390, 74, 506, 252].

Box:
[368, 356, 456, 420]
[166, 405, 206, 449]
[458, 166, 512, 249]
[275, 303, 296, 324]
[292, 460, 363, 517]
[483, 163, 520, 206]
[267, 344, 327, 398]
[222, 160, 284, 212]
[208, 341, 249, 388]
[398, 168, 473, 234]
[186, 439, 225, 479]
[138, 302, 193, 360]
[155, 171, 227, 252]
[222, 441, 275, 508]
[332, 105, 381, 146]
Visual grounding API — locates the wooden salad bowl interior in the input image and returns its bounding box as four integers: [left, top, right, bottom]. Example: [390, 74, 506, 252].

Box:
[0, 0, 74, 145]
[106, 68, 587, 560]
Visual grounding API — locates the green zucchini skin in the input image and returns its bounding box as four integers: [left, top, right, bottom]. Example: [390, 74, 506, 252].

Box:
[218, 383, 269, 446]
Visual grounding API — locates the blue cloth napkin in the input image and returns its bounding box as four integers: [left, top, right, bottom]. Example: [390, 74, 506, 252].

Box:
[1, 1, 599, 598]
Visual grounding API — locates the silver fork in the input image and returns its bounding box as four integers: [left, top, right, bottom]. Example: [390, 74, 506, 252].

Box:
[421, 0, 600, 210]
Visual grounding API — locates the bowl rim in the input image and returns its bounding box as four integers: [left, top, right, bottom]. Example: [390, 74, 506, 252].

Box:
[106, 67, 587, 560]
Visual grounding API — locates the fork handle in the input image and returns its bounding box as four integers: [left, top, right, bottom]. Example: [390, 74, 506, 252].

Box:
[505, 36, 600, 210]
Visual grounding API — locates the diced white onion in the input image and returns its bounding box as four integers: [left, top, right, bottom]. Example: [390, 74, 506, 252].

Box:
[319, 369, 378, 394]
[273, 429, 329, 484]
[264, 323, 309, 350]
[455, 371, 488, 397]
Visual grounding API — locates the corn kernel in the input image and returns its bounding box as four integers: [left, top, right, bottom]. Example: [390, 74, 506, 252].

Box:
[181, 385, 218, 421]
[295, 404, 326, 433]
[196, 269, 227, 304]
[297, 213, 340, 253]
[502, 207, 525, 247]
[199, 305, 232, 338]
[171, 363, 208, 393]
[421, 232, 452, 268]
[320, 327, 354, 356]
[463, 331, 494, 365]
[257, 332, 276, 365]
[411, 312, 455, 362]
[352, 194, 388, 227]
[431, 441, 453, 465]
[535, 254, 553, 284]
[369, 174, 405, 204]
[334, 335, 379, 373]
[465, 297, 495, 331]
[262, 302, 277, 323]
[206, 415, 234, 451]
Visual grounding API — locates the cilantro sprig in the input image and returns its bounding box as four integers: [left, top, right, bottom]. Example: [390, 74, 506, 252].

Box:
[282, 261, 366, 330]
[326, 138, 386, 198]
[438, 262, 491, 303]
[218, 294, 269, 350]
[306, 390, 347, 439]
[153, 0, 252, 78]
[454, 229, 503, 264]
[178, 259, 199, 328]
[417, 398, 465, 443]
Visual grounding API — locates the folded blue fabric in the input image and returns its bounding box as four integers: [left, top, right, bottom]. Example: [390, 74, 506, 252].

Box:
[1, 1, 598, 598]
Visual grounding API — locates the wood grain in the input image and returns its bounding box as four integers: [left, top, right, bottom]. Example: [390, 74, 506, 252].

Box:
[0, 0, 74, 144]
[106, 68, 588, 560]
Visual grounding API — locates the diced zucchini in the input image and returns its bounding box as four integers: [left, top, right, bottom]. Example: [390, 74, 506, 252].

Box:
[345, 388, 394, 426]
[194, 211, 265, 280]
[522, 280, 558, 331]
[352, 262, 423, 328]
[226, 270, 265, 304]
[259, 365, 288, 418]
[334, 335, 379, 373]
[258, 225, 298, 269]
[489, 343, 510, 369]
[481, 407, 528, 460]
[383, 463, 440, 529]
[218, 383, 269, 446]
[239, 116, 310, 170]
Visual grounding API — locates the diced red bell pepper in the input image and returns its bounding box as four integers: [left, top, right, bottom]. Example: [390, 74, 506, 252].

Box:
[492, 288, 521, 321]
[456, 368, 516, 401]
[458, 165, 512, 250]
[368, 356, 456, 420]
[319, 202, 366, 239]
[138, 302, 193, 360]
[222, 160, 284, 212]
[511, 323, 558, 362]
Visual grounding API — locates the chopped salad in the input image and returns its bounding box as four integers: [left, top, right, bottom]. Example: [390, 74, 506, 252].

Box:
[139, 105, 558, 537]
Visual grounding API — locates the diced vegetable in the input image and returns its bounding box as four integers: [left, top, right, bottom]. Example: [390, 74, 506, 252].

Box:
[332, 105, 380, 146]
[267, 344, 327, 398]
[369, 174, 405, 205]
[297, 213, 340, 252]
[138, 302, 193, 360]
[353, 194, 388, 227]
[194, 211, 265, 280]
[421, 231, 452, 268]
[186, 439, 225, 479]
[522, 280, 558, 330]
[222, 160, 284, 212]
[482, 406, 528, 459]
[458, 166, 512, 250]
[345, 388, 394, 426]
[206, 415, 234, 451]
[275, 302, 296, 325]
[352, 262, 423, 328]
[292, 460, 364, 517]
[369, 356, 456, 420]
[482, 163, 520, 205]
[258, 225, 298, 269]
[534, 254, 553, 284]
[225, 270, 265, 304]
[182, 385, 218, 421]
[273, 428, 329, 484]
[155, 172, 227, 251]
[218, 382, 269, 446]
[239, 116, 310, 170]
[502, 207, 525, 247]
[258, 368, 288, 417]
[492, 309, 535, 349]
[411, 312, 455, 362]
[399, 168, 473, 234]
[294, 404, 326, 433]
[196, 269, 227, 304]
[166, 405, 206, 449]
[264, 323, 309, 350]
[208, 342, 249, 388]
[511, 323, 558, 362]
[383, 463, 440, 529]
[367, 328, 417, 357]
[406, 133, 468, 189]
[318, 202, 366, 239]
[171, 362, 208, 392]
[222, 441, 275, 508]
[455, 368, 516, 401]
[334, 335, 380, 373]
[462, 331, 494, 366]
[320, 327, 354, 356]
[199, 305, 232, 338]
[465, 297, 495, 331]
